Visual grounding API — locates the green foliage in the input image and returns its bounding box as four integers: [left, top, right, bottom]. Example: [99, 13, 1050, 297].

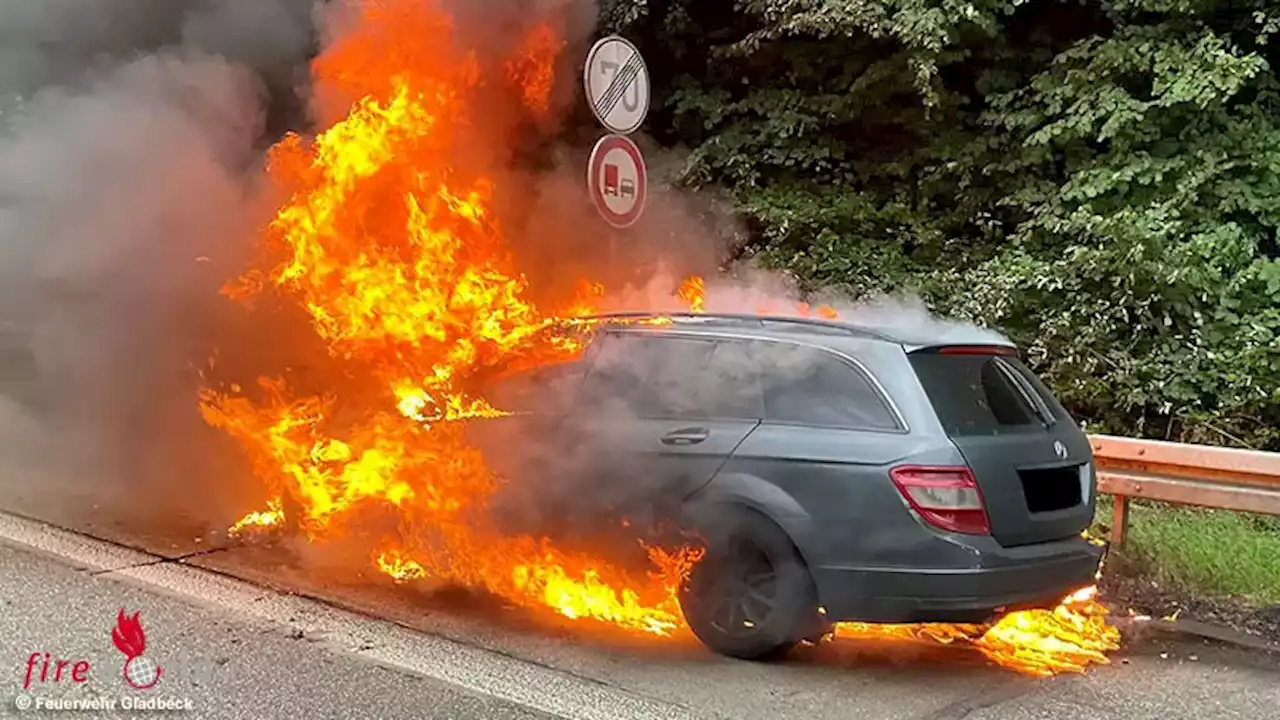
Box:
[599, 0, 1280, 449]
[1106, 501, 1280, 604]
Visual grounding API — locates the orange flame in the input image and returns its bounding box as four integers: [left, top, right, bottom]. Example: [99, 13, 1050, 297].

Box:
[974, 585, 1121, 676]
[203, 0, 692, 635]
[226, 498, 284, 537]
[505, 22, 565, 117]
[676, 276, 705, 313]
[832, 585, 1121, 677]
[376, 546, 427, 583]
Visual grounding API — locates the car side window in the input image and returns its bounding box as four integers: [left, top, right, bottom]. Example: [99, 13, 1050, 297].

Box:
[487, 360, 588, 414]
[757, 344, 900, 431]
[579, 333, 717, 418]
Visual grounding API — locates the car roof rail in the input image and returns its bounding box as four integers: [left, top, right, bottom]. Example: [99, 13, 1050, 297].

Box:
[569, 311, 898, 342]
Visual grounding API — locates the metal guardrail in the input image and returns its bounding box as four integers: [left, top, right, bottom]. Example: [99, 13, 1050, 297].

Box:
[1089, 434, 1280, 547]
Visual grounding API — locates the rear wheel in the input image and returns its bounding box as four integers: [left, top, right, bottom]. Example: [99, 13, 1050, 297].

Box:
[679, 509, 818, 660]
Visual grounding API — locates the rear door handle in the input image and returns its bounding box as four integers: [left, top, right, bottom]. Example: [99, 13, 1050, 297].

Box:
[660, 427, 709, 446]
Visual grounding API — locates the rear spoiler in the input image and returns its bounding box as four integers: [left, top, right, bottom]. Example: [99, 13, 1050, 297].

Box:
[907, 344, 1018, 356]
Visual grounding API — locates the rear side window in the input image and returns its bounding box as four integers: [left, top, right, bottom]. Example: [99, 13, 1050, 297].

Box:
[909, 351, 1057, 436]
[756, 343, 900, 431]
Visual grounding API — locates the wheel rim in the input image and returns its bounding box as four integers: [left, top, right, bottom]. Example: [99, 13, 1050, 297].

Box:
[704, 535, 780, 638]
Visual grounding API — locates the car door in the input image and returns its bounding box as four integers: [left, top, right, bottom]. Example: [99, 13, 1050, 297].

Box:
[565, 331, 761, 526]
[463, 355, 594, 538]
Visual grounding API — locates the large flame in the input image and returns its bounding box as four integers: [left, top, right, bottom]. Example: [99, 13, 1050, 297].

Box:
[202, 0, 1119, 676]
[201, 0, 694, 635]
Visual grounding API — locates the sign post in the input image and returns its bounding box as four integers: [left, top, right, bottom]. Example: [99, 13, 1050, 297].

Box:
[584, 35, 650, 234]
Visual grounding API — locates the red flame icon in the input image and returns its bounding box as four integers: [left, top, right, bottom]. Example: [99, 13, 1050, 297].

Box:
[111, 610, 147, 659]
[111, 609, 161, 690]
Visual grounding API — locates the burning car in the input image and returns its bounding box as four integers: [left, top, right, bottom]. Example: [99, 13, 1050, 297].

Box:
[468, 312, 1106, 660]
[200, 0, 1117, 676]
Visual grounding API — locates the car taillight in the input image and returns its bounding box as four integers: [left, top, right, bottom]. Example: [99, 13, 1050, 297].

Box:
[889, 465, 991, 535]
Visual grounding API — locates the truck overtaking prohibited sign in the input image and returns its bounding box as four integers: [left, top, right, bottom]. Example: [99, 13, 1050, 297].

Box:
[588, 134, 647, 228]
[583, 35, 650, 135]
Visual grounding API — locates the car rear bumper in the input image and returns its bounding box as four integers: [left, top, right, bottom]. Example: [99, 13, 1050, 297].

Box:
[811, 536, 1105, 624]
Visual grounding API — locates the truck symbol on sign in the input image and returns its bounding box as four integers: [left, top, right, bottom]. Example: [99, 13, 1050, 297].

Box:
[603, 163, 635, 198]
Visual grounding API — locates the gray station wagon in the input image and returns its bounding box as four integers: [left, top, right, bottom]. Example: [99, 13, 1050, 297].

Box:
[469, 312, 1105, 660]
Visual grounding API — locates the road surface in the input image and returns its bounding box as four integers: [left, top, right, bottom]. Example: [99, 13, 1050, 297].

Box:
[0, 508, 1276, 720]
[0, 541, 559, 720]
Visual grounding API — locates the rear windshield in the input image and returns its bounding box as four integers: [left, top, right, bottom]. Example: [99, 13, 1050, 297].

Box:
[909, 351, 1060, 436]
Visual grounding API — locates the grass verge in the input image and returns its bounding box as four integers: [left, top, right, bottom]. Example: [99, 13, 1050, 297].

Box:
[1093, 497, 1280, 606]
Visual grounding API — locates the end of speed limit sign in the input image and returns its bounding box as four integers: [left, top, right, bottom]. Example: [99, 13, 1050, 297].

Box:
[583, 35, 650, 135]
[588, 134, 647, 229]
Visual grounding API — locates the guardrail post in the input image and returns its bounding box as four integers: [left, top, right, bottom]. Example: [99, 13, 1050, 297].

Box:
[1111, 495, 1130, 549]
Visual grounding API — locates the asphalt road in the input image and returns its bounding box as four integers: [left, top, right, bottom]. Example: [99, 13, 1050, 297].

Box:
[0, 509, 1276, 720]
[0, 541, 559, 720]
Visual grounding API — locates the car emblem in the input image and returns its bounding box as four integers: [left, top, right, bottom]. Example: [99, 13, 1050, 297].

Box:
[1053, 440, 1068, 459]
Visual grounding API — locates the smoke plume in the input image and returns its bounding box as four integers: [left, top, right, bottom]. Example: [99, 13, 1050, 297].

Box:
[0, 0, 321, 531]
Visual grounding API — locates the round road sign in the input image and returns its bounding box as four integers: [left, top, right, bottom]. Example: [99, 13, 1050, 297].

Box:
[583, 35, 650, 135]
[588, 134, 647, 228]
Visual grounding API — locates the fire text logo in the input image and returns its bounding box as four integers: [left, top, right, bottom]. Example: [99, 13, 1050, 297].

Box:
[111, 609, 162, 690]
[22, 653, 90, 690]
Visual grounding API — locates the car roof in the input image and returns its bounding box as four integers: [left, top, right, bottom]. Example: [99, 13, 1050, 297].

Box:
[577, 312, 1017, 353]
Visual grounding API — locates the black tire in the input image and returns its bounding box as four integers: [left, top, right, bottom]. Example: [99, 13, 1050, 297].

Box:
[679, 508, 819, 660]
